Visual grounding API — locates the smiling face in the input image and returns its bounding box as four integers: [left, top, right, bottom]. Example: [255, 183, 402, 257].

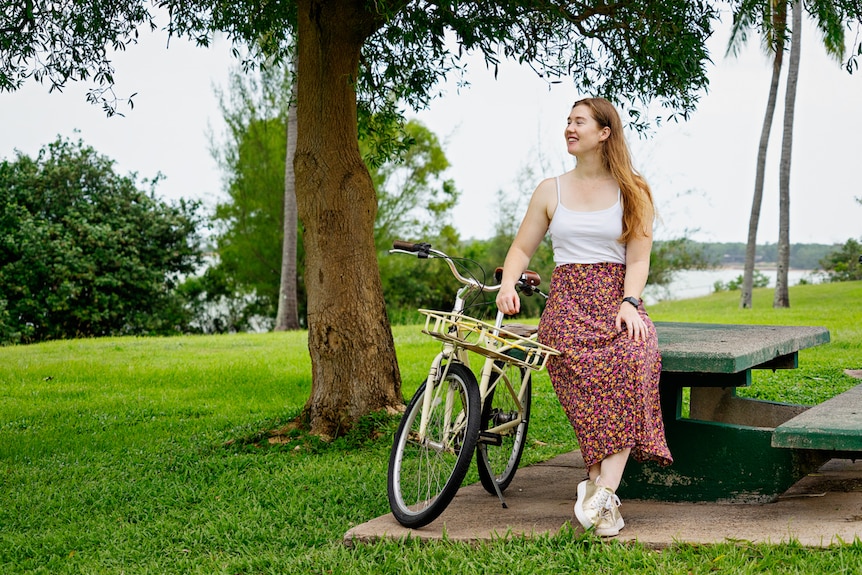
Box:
[565, 103, 611, 157]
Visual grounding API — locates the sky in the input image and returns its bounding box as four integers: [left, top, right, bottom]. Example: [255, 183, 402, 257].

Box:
[1, 16, 860, 246]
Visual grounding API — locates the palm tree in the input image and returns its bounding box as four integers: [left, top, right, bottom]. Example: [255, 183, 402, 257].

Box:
[773, 0, 801, 308]
[275, 74, 301, 330]
[728, 0, 787, 309]
[775, 0, 851, 307]
[730, 0, 853, 308]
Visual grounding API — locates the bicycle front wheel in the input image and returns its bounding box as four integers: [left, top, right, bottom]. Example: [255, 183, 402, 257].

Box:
[476, 361, 531, 494]
[387, 362, 481, 528]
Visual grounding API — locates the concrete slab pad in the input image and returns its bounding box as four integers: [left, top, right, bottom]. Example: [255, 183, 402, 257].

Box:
[345, 452, 862, 548]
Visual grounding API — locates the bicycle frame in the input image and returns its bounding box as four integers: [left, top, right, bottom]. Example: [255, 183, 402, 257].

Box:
[418, 316, 530, 452]
[387, 240, 559, 527]
[394, 244, 541, 447]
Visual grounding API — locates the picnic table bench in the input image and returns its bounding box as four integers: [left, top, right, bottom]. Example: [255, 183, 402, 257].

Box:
[620, 322, 862, 503]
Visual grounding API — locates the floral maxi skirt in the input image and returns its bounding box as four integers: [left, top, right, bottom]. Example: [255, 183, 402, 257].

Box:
[537, 262, 672, 468]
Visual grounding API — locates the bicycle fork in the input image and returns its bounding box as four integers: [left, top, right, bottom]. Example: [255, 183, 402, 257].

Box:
[417, 285, 474, 445]
[417, 347, 466, 451]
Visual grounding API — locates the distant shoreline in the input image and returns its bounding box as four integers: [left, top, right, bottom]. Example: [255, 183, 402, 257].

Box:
[643, 267, 818, 304]
[714, 265, 817, 272]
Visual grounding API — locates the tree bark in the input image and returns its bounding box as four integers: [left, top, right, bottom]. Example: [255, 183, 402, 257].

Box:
[294, 0, 402, 439]
[275, 75, 301, 331]
[774, 0, 801, 309]
[740, 2, 786, 309]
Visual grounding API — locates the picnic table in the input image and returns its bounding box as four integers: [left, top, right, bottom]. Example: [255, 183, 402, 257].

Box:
[619, 322, 862, 503]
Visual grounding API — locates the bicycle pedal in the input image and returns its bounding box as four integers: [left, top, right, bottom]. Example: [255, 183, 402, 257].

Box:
[478, 431, 503, 446]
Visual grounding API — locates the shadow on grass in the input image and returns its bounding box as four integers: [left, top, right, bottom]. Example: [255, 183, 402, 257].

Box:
[223, 409, 402, 455]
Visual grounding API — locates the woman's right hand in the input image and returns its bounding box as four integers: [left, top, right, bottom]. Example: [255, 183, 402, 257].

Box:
[496, 284, 520, 316]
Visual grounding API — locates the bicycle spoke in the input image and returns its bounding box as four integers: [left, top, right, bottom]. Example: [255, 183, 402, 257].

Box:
[477, 362, 531, 494]
[388, 363, 480, 527]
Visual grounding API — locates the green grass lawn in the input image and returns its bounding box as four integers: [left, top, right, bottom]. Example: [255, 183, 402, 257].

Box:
[1, 281, 861, 574]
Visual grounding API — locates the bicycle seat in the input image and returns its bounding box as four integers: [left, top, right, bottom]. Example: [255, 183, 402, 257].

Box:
[500, 323, 539, 338]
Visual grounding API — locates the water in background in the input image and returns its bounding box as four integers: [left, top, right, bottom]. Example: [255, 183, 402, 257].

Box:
[643, 268, 819, 305]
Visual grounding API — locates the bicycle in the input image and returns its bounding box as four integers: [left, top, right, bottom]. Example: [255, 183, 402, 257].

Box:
[386, 240, 559, 528]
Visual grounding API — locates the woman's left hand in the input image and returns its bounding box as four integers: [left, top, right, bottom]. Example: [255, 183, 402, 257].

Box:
[616, 303, 647, 341]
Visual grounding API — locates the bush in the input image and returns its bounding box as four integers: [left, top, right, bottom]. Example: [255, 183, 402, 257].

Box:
[819, 238, 862, 282]
[714, 270, 769, 292]
[0, 137, 203, 344]
[650, 237, 714, 287]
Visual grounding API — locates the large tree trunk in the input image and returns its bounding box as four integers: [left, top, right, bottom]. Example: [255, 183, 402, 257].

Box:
[774, 0, 801, 308]
[741, 1, 786, 309]
[275, 75, 301, 331]
[294, 0, 402, 439]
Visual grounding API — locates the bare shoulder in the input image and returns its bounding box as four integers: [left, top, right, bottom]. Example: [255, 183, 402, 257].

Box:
[526, 177, 557, 223]
[530, 177, 557, 205]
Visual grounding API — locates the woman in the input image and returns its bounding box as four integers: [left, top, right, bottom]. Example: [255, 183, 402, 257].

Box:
[496, 97, 672, 537]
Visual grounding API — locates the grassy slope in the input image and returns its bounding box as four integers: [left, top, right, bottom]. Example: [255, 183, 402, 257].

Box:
[0, 282, 860, 573]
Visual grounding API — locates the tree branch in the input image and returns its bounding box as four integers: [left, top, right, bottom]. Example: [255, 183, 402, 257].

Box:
[0, 0, 35, 34]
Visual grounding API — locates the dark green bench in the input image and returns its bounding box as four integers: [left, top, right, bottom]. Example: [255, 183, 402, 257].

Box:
[620, 322, 848, 503]
[772, 383, 862, 453]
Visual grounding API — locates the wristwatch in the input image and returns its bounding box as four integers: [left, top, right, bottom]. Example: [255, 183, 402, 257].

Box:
[622, 296, 641, 309]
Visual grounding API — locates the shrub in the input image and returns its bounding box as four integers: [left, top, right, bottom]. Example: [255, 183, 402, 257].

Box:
[0, 137, 203, 343]
[819, 238, 862, 282]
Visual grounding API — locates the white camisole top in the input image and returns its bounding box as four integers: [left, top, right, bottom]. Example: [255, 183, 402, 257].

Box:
[548, 176, 627, 266]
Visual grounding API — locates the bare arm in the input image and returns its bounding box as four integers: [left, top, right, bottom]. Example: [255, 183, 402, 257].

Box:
[615, 204, 654, 340]
[496, 178, 555, 315]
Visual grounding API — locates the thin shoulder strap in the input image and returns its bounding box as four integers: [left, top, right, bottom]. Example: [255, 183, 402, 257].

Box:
[547, 176, 562, 224]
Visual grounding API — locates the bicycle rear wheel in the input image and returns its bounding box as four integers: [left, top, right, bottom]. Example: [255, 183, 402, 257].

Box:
[476, 361, 531, 494]
[387, 362, 481, 528]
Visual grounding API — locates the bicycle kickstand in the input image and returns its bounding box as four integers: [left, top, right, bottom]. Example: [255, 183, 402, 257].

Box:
[476, 444, 508, 508]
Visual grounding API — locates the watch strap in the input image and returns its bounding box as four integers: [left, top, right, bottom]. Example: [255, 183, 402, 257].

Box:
[622, 296, 640, 309]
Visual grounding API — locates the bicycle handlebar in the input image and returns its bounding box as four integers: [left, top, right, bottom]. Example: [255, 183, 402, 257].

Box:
[494, 267, 540, 287]
[391, 240, 488, 289]
[392, 240, 432, 257]
[390, 239, 545, 297]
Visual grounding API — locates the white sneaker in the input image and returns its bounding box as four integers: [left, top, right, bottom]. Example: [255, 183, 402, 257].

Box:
[573, 479, 594, 528]
[594, 496, 625, 537]
[574, 479, 617, 530]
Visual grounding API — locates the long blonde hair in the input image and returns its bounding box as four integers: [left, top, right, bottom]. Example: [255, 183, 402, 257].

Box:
[573, 97, 654, 243]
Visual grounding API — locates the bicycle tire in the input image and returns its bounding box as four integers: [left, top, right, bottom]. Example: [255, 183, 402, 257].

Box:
[476, 361, 531, 494]
[387, 362, 481, 528]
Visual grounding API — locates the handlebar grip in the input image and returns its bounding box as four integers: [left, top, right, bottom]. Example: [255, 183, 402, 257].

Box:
[392, 240, 432, 257]
[393, 240, 420, 251]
